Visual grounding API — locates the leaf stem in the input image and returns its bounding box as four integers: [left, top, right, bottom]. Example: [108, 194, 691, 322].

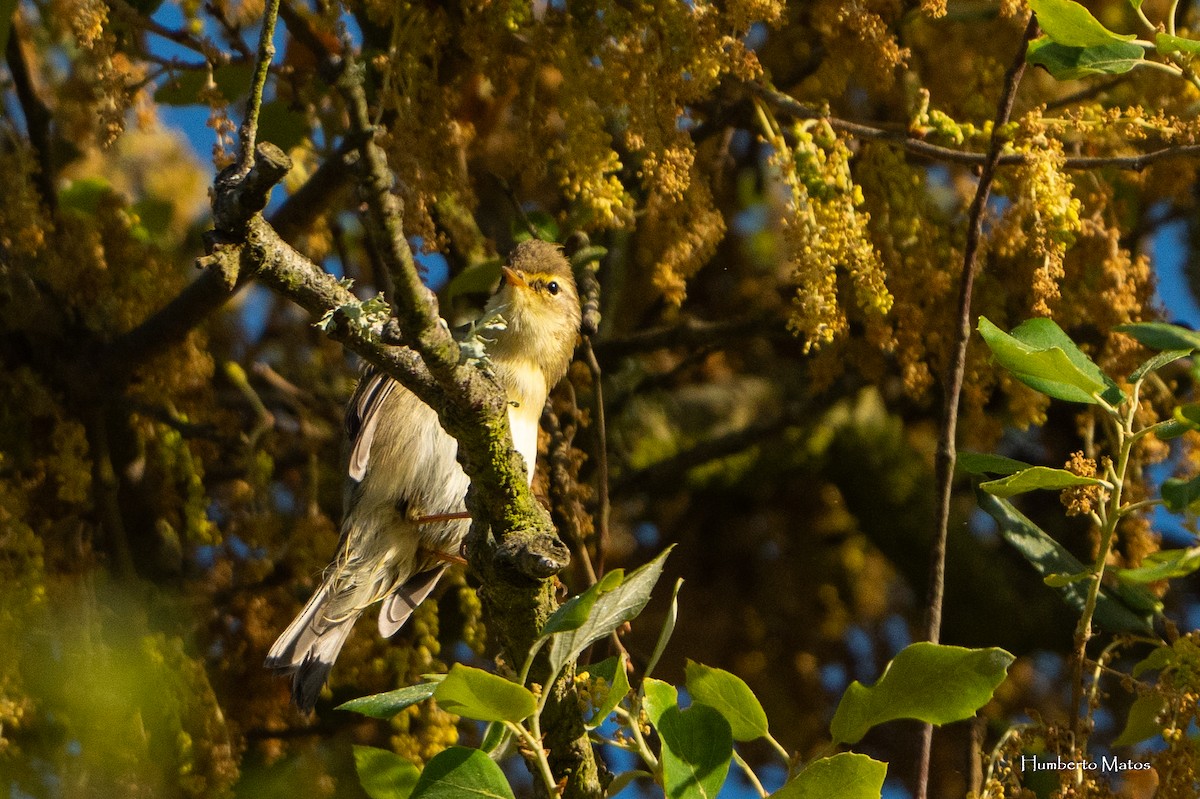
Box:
[1069, 381, 1141, 763]
[732, 750, 769, 798]
[506, 720, 561, 798]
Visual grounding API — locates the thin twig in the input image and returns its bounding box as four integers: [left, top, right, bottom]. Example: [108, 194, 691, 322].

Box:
[916, 17, 1040, 799]
[233, 0, 282, 177]
[751, 80, 1200, 172]
[107, 0, 225, 63]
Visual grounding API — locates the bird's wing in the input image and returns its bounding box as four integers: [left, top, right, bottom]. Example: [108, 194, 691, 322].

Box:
[345, 365, 398, 484]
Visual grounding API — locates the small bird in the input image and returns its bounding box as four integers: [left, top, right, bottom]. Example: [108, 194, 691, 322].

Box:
[266, 239, 582, 709]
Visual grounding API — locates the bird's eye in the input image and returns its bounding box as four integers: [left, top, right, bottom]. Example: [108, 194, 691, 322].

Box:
[547, 281, 560, 296]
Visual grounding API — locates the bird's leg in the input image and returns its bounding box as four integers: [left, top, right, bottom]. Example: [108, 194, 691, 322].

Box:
[412, 510, 471, 524]
[428, 549, 468, 567]
[405, 505, 471, 525]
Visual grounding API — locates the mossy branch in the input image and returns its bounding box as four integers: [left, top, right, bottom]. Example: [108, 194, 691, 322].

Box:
[205, 106, 601, 799]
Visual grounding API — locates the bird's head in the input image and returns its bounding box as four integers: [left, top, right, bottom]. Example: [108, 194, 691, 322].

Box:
[486, 240, 582, 388]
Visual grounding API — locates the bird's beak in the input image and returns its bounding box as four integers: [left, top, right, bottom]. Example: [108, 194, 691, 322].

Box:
[501, 266, 528, 290]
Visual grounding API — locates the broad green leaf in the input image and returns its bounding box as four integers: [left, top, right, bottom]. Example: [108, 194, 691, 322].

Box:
[541, 569, 624, 637]
[1175, 403, 1200, 430]
[1112, 693, 1166, 746]
[1130, 349, 1194, 382]
[979, 466, 1106, 498]
[1156, 32, 1200, 55]
[1026, 38, 1145, 80]
[354, 746, 420, 799]
[656, 703, 733, 799]
[511, 211, 560, 244]
[1154, 419, 1194, 440]
[977, 492, 1159, 632]
[956, 452, 1032, 476]
[642, 677, 678, 729]
[547, 547, 673, 678]
[685, 661, 769, 742]
[256, 100, 311, 152]
[338, 682, 439, 719]
[432, 664, 536, 723]
[1114, 547, 1200, 583]
[771, 753, 887, 799]
[1132, 645, 1174, 678]
[977, 317, 1123, 405]
[410, 747, 516, 799]
[584, 653, 630, 728]
[154, 64, 255, 105]
[1029, 0, 1136, 46]
[59, 177, 112, 216]
[446, 260, 503, 301]
[830, 643, 1014, 746]
[1160, 474, 1200, 512]
[1116, 321, 1200, 351]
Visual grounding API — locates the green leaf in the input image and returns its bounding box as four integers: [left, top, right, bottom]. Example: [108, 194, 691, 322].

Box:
[1132, 645, 1174, 678]
[656, 703, 733, 799]
[956, 452, 1033, 476]
[511, 211, 560, 244]
[979, 466, 1106, 498]
[547, 547, 673, 678]
[445, 260, 503, 301]
[59, 177, 113, 216]
[541, 569, 623, 637]
[154, 63, 255, 105]
[1114, 547, 1200, 583]
[645, 578, 684, 678]
[1116, 322, 1200, 351]
[1028, 0, 1136, 46]
[771, 753, 887, 799]
[256, 100, 311, 152]
[432, 664, 536, 723]
[410, 747, 516, 799]
[1026, 38, 1145, 80]
[977, 317, 1123, 405]
[1153, 419, 1194, 440]
[338, 682, 439, 719]
[583, 653, 630, 728]
[642, 677, 678, 729]
[1156, 32, 1200, 55]
[1176, 403, 1200, 428]
[354, 746, 420, 799]
[977, 491, 1159, 633]
[1130, 349, 1194, 382]
[1160, 474, 1200, 512]
[1112, 693, 1166, 746]
[830, 643, 1014, 746]
[685, 661, 770, 742]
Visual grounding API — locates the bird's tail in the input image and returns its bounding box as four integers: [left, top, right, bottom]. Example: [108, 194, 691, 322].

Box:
[264, 582, 360, 711]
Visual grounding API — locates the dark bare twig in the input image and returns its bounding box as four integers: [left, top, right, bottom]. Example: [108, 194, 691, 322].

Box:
[915, 18, 1039, 799]
[6, 26, 56, 212]
[107, 0, 228, 64]
[751, 80, 1200, 172]
[591, 313, 786, 363]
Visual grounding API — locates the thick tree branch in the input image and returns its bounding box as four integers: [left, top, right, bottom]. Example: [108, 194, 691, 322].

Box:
[916, 18, 1039, 799]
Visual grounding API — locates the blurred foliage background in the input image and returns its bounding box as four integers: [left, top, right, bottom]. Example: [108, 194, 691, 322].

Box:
[3, 0, 1200, 796]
